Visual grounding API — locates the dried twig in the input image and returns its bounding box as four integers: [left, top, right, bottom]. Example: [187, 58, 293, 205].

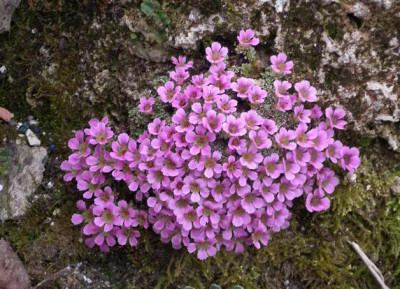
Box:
[31, 266, 71, 289]
[348, 241, 390, 289]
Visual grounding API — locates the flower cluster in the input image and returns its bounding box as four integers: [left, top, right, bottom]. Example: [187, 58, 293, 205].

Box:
[62, 29, 360, 259]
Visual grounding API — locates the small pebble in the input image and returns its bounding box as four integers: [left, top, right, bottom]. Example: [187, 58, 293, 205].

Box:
[0, 184, 3, 192]
[47, 181, 54, 189]
[25, 129, 41, 146]
[0, 66, 6, 74]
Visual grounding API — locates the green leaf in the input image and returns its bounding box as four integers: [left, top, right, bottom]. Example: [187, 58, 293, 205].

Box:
[159, 12, 171, 26]
[184, 287, 195, 289]
[140, 2, 154, 16]
[130, 33, 138, 40]
[233, 286, 244, 289]
[209, 285, 222, 289]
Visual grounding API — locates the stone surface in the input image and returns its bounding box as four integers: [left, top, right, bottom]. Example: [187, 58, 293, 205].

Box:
[25, 129, 41, 146]
[0, 239, 31, 289]
[391, 176, 400, 194]
[0, 0, 21, 34]
[165, 0, 400, 151]
[0, 144, 47, 221]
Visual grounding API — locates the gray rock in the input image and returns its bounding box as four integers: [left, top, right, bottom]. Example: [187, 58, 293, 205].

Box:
[391, 177, 400, 194]
[0, 144, 47, 221]
[0, 239, 31, 289]
[0, 0, 21, 34]
[25, 129, 41, 147]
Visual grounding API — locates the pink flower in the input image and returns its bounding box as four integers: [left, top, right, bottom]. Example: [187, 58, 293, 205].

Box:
[249, 129, 272, 149]
[172, 93, 189, 109]
[184, 85, 202, 101]
[270, 53, 294, 75]
[228, 137, 246, 152]
[202, 85, 220, 103]
[172, 108, 194, 133]
[305, 190, 330, 212]
[61, 160, 83, 182]
[307, 128, 330, 151]
[309, 149, 326, 170]
[93, 203, 123, 232]
[171, 55, 193, 70]
[262, 119, 278, 135]
[216, 94, 237, 113]
[326, 140, 343, 163]
[318, 169, 339, 194]
[240, 191, 264, 214]
[161, 153, 183, 177]
[281, 157, 301, 181]
[86, 118, 114, 145]
[157, 81, 181, 103]
[239, 145, 263, 170]
[182, 175, 209, 203]
[185, 125, 216, 156]
[276, 95, 293, 112]
[68, 130, 90, 163]
[231, 77, 254, 98]
[264, 153, 283, 179]
[251, 225, 269, 249]
[241, 110, 262, 130]
[189, 102, 211, 124]
[231, 204, 251, 227]
[325, 107, 347, 130]
[206, 42, 228, 64]
[295, 124, 312, 148]
[340, 146, 360, 173]
[147, 118, 165, 136]
[177, 207, 197, 230]
[138, 97, 154, 114]
[116, 226, 140, 246]
[94, 186, 115, 206]
[170, 67, 190, 84]
[237, 29, 259, 47]
[274, 80, 292, 97]
[191, 74, 209, 88]
[275, 127, 296, 150]
[86, 146, 113, 173]
[248, 86, 268, 104]
[110, 133, 130, 161]
[223, 156, 242, 179]
[208, 74, 231, 92]
[294, 80, 317, 102]
[311, 105, 323, 119]
[117, 200, 137, 227]
[294, 105, 311, 123]
[223, 116, 246, 137]
[197, 151, 222, 178]
[202, 110, 225, 133]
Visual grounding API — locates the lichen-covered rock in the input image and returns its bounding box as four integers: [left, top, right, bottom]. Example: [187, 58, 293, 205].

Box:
[0, 0, 21, 34]
[0, 239, 31, 289]
[165, 0, 400, 151]
[0, 144, 47, 221]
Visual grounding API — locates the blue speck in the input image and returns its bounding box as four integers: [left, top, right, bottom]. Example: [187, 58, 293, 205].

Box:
[33, 126, 40, 133]
[18, 123, 29, 134]
[49, 144, 56, 152]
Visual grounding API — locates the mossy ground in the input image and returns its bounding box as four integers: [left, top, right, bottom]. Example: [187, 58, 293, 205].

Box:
[0, 1, 399, 288]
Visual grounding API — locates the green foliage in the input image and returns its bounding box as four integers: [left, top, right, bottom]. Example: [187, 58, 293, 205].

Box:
[141, 0, 171, 27]
[0, 147, 11, 176]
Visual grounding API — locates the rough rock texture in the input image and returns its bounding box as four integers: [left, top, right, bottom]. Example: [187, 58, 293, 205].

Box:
[0, 144, 47, 221]
[165, 0, 400, 151]
[0, 0, 21, 34]
[0, 239, 31, 289]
